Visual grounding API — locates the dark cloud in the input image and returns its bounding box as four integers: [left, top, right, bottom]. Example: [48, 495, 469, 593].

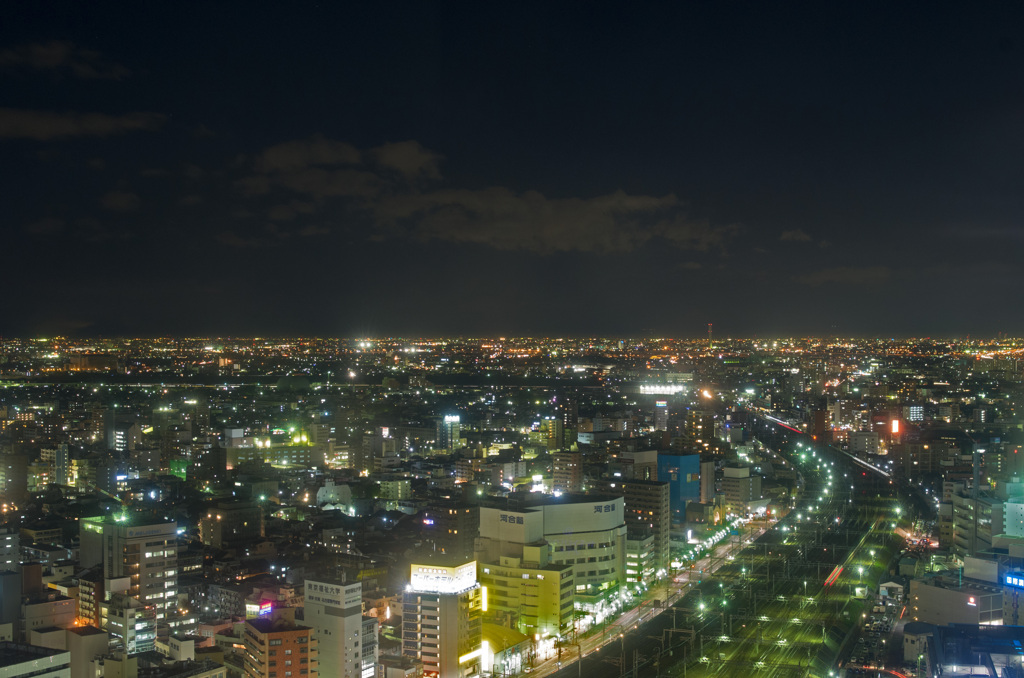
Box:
[267, 201, 315, 221]
[373, 187, 728, 254]
[24, 217, 64, 235]
[780, 229, 812, 241]
[100, 190, 141, 212]
[369, 140, 442, 179]
[239, 136, 736, 254]
[0, 108, 165, 140]
[795, 266, 892, 286]
[0, 41, 130, 79]
[255, 135, 361, 173]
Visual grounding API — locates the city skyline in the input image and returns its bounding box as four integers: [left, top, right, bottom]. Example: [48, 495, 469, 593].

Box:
[4, 3, 1024, 337]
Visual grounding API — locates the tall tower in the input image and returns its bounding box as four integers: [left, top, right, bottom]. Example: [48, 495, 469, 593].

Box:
[708, 323, 713, 351]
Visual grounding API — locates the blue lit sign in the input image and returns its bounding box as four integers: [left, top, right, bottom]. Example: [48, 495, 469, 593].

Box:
[1005, 572, 1024, 589]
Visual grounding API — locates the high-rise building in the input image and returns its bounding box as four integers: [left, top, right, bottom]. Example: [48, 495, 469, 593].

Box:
[423, 501, 479, 560]
[79, 514, 187, 650]
[653, 400, 669, 432]
[621, 480, 670, 578]
[302, 580, 364, 678]
[657, 453, 700, 521]
[402, 557, 482, 678]
[552, 452, 582, 494]
[721, 465, 762, 516]
[0, 528, 18, 572]
[359, 616, 379, 678]
[555, 393, 578, 448]
[243, 608, 318, 678]
[699, 459, 716, 504]
[437, 416, 461, 452]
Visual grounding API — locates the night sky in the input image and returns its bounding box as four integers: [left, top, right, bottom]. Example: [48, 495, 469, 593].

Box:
[4, 3, 1024, 338]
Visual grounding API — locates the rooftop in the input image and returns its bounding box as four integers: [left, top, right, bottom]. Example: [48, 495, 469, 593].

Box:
[0, 641, 70, 667]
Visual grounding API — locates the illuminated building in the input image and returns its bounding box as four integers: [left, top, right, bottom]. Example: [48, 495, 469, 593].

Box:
[0, 528, 17, 572]
[540, 417, 562, 451]
[243, 608, 318, 678]
[402, 558, 482, 678]
[621, 480, 670, 578]
[554, 392, 578, 448]
[302, 580, 366, 678]
[476, 495, 625, 612]
[551, 452, 582, 494]
[476, 545, 574, 638]
[721, 464, 763, 516]
[360, 617, 378, 678]
[437, 416, 461, 452]
[228, 437, 322, 470]
[103, 593, 155, 653]
[79, 514, 187, 647]
[653, 400, 669, 432]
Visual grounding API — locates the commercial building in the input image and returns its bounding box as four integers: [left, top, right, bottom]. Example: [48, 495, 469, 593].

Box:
[243, 608, 318, 678]
[476, 544, 574, 638]
[401, 557, 482, 678]
[302, 580, 364, 678]
[477, 495, 626, 614]
[908, 575, 1004, 626]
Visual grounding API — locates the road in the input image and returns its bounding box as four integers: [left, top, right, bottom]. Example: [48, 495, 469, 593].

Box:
[538, 413, 909, 678]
